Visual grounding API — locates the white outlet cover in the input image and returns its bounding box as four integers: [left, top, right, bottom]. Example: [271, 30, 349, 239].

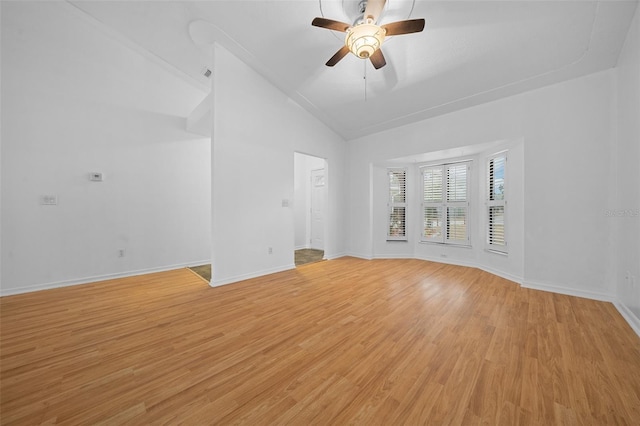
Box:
[41, 195, 58, 205]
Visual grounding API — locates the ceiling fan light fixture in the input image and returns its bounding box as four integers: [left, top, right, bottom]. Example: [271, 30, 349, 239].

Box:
[312, 0, 424, 68]
[345, 23, 386, 59]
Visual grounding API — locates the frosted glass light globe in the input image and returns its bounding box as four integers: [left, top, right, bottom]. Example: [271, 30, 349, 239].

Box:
[345, 23, 386, 58]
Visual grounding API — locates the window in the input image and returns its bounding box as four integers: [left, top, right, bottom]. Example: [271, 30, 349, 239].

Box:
[422, 167, 443, 242]
[387, 168, 407, 240]
[421, 161, 471, 245]
[487, 152, 507, 252]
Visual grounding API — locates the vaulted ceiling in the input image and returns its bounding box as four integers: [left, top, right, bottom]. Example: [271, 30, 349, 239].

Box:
[69, 0, 638, 140]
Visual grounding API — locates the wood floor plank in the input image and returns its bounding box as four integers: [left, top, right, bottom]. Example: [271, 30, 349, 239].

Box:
[1, 258, 640, 425]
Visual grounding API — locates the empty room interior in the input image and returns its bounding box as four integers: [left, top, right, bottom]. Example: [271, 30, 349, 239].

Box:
[1, 0, 639, 424]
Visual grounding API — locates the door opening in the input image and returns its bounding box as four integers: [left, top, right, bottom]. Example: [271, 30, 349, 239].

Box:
[294, 153, 326, 266]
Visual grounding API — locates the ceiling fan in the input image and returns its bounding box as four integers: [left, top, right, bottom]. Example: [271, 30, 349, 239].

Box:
[312, 0, 425, 69]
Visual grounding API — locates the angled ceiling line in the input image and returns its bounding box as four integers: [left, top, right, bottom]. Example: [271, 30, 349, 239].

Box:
[357, 2, 602, 136]
[64, 0, 210, 93]
[190, 19, 347, 143]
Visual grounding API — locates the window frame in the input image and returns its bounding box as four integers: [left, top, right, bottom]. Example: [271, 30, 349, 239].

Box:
[420, 161, 471, 246]
[387, 168, 408, 241]
[486, 151, 507, 253]
[421, 166, 444, 243]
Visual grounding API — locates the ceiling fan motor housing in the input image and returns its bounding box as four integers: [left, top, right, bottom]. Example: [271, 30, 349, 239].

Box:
[345, 23, 386, 58]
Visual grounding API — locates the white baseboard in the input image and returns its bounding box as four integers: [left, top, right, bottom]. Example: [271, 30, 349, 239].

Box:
[210, 263, 296, 288]
[478, 265, 523, 285]
[0, 260, 212, 297]
[345, 252, 373, 260]
[521, 279, 616, 302]
[414, 253, 478, 269]
[324, 251, 347, 260]
[414, 254, 524, 284]
[613, 302, 640, 338]
[372, 254, 409, 260]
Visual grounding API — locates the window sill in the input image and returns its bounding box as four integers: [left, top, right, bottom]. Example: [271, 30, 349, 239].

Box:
[485, 248, 508, 256]
[418, 241, 472, 249]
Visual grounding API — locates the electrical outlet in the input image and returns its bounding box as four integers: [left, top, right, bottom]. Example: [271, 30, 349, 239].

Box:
[118, 249, 125, 258]
[268, 247, 273, 255]
[40, 195, 58, 205]
[624, 272, 636, 288]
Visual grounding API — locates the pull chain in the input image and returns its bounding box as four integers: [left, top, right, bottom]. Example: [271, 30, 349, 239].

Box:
[363, 60, 368, 101]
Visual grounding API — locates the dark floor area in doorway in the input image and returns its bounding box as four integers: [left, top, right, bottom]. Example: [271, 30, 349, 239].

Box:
[188, 249, 324, 282]
[188, 264, 211, 282]
[295, 249, 324, 266]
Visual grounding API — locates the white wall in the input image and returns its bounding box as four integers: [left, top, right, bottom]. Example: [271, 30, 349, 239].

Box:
[0, 2, 211, 295]
[348, 69, 617, 300]
[520, 72, 616, 299]
[211, 44, 345, 286]
[614, 8, 640, 330]
[294, 153, 325, 250]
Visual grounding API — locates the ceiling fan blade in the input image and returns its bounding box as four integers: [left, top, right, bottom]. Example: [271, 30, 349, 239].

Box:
[364, 0, 387, 24]
[326, 45, 350, 67]
[382, 19, 426, 36]
[369, 48, 386, 69]
[312, 17, 351, 32]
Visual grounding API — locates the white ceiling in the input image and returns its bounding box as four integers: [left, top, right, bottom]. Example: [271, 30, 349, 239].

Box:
[69, 0, 638, 140]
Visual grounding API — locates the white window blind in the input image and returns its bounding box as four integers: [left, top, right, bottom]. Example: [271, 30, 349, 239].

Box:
[422, 167, 443, 242]
[487, 153, 507, 251]
[387, 168, 408, 241]
[445, 163, 469, 244]
[421, 161, 471, 245]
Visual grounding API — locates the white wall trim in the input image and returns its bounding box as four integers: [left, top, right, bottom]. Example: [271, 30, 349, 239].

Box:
[522, 279, 616, 303]
[372, 253, 414, 259]
[63, 1, 210, 93]
[209, 264, 296, 288]
[415, 255, 524, 284]
[613, 302, 640, 338]
[414, 254, 479, 270]
[325, 252, 348, 260]
[478, 265, 523, 285]
[345, 252, 374, 260]
[0, 260, 211, 297]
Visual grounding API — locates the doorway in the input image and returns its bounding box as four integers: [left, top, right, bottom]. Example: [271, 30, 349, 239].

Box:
[294, 153, 326, 266]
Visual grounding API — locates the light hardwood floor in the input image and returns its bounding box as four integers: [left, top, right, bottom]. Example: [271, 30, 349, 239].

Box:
[1, 258, 639, 425]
